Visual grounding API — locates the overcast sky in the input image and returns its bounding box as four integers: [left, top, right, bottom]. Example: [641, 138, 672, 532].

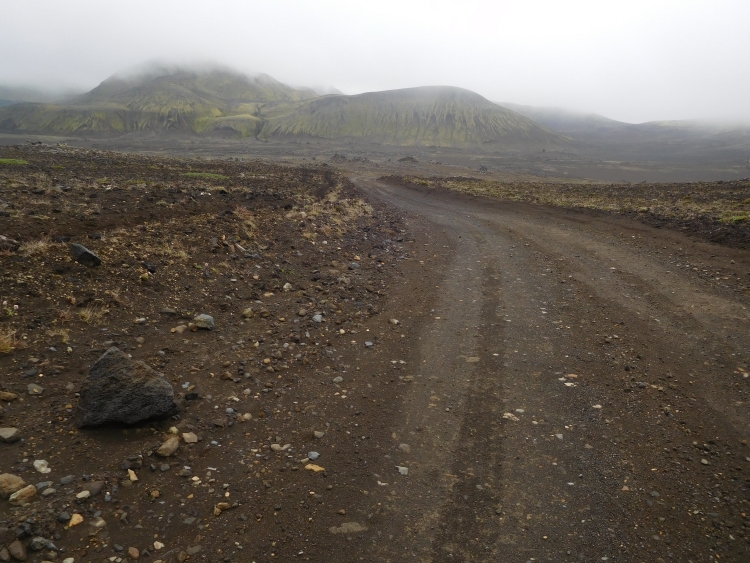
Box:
[1, 0, 748, 123]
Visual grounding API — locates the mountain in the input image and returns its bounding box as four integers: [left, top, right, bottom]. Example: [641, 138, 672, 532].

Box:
[499, 102, 750, 159]
[259, 87, 566, 147]
[0, 69, 566, 148]
[498, 102, 630, 136]
[0, 68, 317, 136]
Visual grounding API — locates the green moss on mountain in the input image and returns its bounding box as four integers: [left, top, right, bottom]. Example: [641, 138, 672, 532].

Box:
[0, 72, 566, 148]
[0, 69, 315, 136]
[258, 87, 566, 147]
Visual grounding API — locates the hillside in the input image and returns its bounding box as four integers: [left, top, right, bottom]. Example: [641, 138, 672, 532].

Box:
[0, 69, 317, 136]
[499, 102, 750, 160]
[0, 71, 568, 149]
[498, 102, 630, 135]
[259, 87, 566, 147]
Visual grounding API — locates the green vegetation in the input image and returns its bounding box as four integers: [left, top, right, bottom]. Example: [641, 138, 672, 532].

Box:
[0, 158, 28, 166]
[182, 172, 229, 180]
[0, 69, 316, 138]
[258, 86, 565, 148]
[0, 72, 566, 148]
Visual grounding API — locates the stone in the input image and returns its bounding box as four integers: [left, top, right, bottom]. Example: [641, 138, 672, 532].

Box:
[156, 436, 180, 457]
[313, 431, 325, 439]
[59, 475, 75, 485]
[0, 391, 18, 402]
[7, 541, 26, 561]
[398, 443, 411, 453]
[396, 466, 409, 475]
[76, 490, 90, 499]
[128, 547, 140, 559]
[0, 547, 9, 562]
[27, 384, 44, 396]
[83, 480, 104, 496]
[0, 427, 21, 443]
[333, 376, 343, 383]
[76, 347, 178, 427]
[29, 537, 49, 551]
[9, 484, 36, 506]
[193, 314, 214, 330]
[241, 308, 254, 319]
[349, 262, 360, 270]
[0, 474, 26, 499]
[0, 235, 20, 253]
[89, 516, 107, 529]
[182, 432, 198, 443]
[312, 314, 323, 323]
[69, 243, 101, 267]
[308, 451, 320, 460]
[68, 514, 83, 527]
[33, 460, 50, 474]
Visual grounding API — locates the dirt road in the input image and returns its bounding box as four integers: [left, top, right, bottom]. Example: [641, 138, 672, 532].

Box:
[349, 177, 750, 562]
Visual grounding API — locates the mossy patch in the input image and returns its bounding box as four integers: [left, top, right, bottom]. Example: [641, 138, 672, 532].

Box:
[0, 158, 28, 166]
[182, 172, 230, 180]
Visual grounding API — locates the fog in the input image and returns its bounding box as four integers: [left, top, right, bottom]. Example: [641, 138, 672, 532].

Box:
[1, 0, 748, 124]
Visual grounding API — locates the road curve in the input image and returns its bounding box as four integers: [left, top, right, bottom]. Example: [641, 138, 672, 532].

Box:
[351, 176, 750, 563]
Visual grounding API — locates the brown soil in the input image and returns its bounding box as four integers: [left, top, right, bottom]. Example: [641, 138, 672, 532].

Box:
[1, 144, 750, 563]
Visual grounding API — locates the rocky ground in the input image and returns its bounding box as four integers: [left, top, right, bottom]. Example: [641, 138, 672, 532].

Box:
[0, 145, 415, 562]
[1, 144, 750, 563]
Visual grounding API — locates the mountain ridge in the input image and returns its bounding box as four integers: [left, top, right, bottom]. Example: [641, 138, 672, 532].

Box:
[0, 69, 567, 148]
[258, 86, 565, 147]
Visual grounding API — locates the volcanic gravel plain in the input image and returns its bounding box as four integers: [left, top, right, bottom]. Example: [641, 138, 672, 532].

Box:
[0, 144, 749, 563]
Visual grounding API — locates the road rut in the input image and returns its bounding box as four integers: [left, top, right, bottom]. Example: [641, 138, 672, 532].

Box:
[353, 177, 750, 562]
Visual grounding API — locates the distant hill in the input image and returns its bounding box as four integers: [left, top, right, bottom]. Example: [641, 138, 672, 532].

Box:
[499, 102, 750, 158]
[0, 73, 567, 148]
[258, 87, 566, 147]
[498, 102, 630, 136]
[0, 69, 317, 136]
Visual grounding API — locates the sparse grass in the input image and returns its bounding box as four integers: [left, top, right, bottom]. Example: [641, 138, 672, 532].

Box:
[57, 305, 75, 322]
[19, 235, 53, 255]
[47, 327, 71, 344]
[78, 304, 108, 325]
[721, 212, 748, 224]
[388, 175, 750, 226]
[234, 205, 257, 239]
[182, 172, 230, 180]
[0, 158, 28, 166]
[0, 326, 24, 354]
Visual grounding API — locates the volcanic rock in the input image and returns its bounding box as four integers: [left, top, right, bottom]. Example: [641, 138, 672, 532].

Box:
[76, 347, 178, 427]
[70, 243, 102, 267]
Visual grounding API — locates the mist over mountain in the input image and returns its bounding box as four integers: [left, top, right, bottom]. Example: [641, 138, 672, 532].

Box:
[0, 68, 566, 148]
[0, 68, 317, 136]
[0, 85, 83, 107]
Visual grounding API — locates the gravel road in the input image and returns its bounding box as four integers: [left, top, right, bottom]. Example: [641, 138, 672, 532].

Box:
[351, 176, 750, 562]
